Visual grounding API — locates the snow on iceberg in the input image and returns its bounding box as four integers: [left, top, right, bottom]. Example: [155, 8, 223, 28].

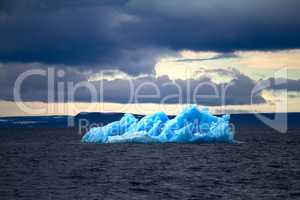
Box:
[81, 106, 234, 143]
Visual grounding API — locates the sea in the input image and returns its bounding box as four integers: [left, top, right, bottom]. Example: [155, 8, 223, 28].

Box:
[0, 113, 299, 199]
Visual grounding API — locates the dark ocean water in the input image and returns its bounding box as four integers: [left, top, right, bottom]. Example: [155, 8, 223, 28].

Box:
[0, 125, 299, 200]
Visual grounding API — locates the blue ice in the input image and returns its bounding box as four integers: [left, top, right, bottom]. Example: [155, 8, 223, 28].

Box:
[81, 106, 234, 143]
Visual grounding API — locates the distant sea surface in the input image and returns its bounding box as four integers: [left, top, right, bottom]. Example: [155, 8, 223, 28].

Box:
[0, 115, 299, 199]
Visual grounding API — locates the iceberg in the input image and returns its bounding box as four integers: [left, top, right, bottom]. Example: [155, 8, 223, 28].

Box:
[81, 106, 234, 143]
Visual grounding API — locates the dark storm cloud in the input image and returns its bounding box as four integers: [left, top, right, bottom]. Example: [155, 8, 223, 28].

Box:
[0, 0, 300, 75]
[97, 73, 265, 105]
[123, 0, 300, 52]
[0, 64, 265, 105]
[0, 0, 171, 75]
[261, 78, 300, 91]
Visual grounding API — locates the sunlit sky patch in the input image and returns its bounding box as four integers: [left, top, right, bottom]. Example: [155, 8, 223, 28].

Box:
[155, 49, 300, 81]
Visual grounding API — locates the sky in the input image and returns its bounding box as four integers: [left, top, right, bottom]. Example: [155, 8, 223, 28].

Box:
[0, 0, 300, 116]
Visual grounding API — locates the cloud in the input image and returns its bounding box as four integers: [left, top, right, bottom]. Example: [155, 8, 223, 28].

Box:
[261, 78, 300, 91]
[0, 63, 265, 105]
[123, 0, 300, 51]
[0, 0, 299, 75]
[194, 68, 240, 77]
[173, 53, 239, 63]
[0, 0, 173, 75]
